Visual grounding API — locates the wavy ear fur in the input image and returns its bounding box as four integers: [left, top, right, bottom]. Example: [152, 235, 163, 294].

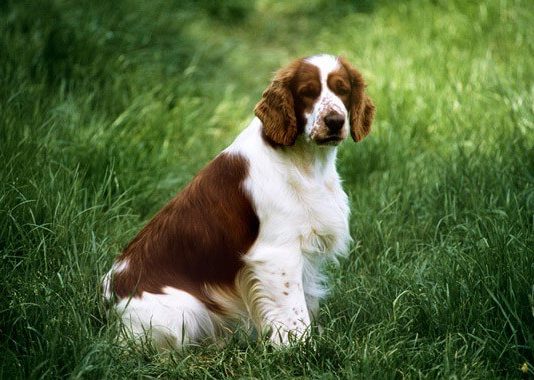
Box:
[254, 60, 300, 146]
[339, 57, 375, 142]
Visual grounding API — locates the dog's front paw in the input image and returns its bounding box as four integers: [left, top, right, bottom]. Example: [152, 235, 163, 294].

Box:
[268, 320, 311, 346]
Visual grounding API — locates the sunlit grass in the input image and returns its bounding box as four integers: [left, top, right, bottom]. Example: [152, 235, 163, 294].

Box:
[1, 0, 533, 378]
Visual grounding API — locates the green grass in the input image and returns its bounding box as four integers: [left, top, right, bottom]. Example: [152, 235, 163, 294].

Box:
[1, 0, 533, 378]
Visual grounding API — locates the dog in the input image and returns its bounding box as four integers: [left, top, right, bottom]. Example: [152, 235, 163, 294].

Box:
[103, 54, 375, 349]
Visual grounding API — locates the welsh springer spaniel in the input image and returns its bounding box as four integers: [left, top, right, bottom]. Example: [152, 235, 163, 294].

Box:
[103, 54, 375, 348]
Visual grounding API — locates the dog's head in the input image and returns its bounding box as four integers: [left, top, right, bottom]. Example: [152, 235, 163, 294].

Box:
[255, 54, 375, 147]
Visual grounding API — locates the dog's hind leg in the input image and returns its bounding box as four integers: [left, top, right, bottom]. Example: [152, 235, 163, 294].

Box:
[115, 287, 216, 350]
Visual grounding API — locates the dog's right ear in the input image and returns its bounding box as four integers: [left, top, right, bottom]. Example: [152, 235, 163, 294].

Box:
[254, 60, 300, 146]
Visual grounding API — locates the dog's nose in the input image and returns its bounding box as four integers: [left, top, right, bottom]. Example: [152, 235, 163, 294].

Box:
[324, 113, 345, 133]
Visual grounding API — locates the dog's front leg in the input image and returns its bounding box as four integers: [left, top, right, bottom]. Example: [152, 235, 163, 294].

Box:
[241, 246, 311, 346]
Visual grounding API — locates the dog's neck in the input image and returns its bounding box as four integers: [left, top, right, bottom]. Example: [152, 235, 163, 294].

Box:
[226, 118, 339, 180]
[278, 136, 338, 180]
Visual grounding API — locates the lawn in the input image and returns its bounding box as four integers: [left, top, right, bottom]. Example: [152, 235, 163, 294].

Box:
[1, 0, 533, 378]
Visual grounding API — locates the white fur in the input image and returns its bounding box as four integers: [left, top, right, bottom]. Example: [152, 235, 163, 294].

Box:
[225, 115, 350, 345]
[115, 287, 215, 348]
[108, 55, 351, 348]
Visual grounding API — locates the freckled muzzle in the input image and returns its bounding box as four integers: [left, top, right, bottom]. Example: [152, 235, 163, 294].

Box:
[310, 99, 349, 145]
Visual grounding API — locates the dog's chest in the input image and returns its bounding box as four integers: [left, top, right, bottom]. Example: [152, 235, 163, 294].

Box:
[287, 175, 350, 255]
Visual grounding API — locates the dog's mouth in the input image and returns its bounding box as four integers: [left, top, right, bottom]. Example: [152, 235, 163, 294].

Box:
[315, 135, 344, 145]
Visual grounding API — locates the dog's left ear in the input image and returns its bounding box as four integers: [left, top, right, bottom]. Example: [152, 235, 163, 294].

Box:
[339, 57, 376, 142]
[254, 60, 301, 146]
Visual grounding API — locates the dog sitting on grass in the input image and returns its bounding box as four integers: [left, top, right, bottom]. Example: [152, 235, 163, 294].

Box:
[103, 54, 375, 349]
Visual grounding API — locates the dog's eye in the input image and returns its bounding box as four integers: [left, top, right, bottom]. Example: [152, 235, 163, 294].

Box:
[336, 85, 350, 96]
[298, 85, 320, 98]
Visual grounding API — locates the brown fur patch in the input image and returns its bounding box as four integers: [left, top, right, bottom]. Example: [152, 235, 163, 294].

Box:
[327, 68, 351, 109]
[111, 153, 259, 313]
[255, 60, 321, 147]
[292, 61, 321, 132]
[337, 57, 375, 142]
